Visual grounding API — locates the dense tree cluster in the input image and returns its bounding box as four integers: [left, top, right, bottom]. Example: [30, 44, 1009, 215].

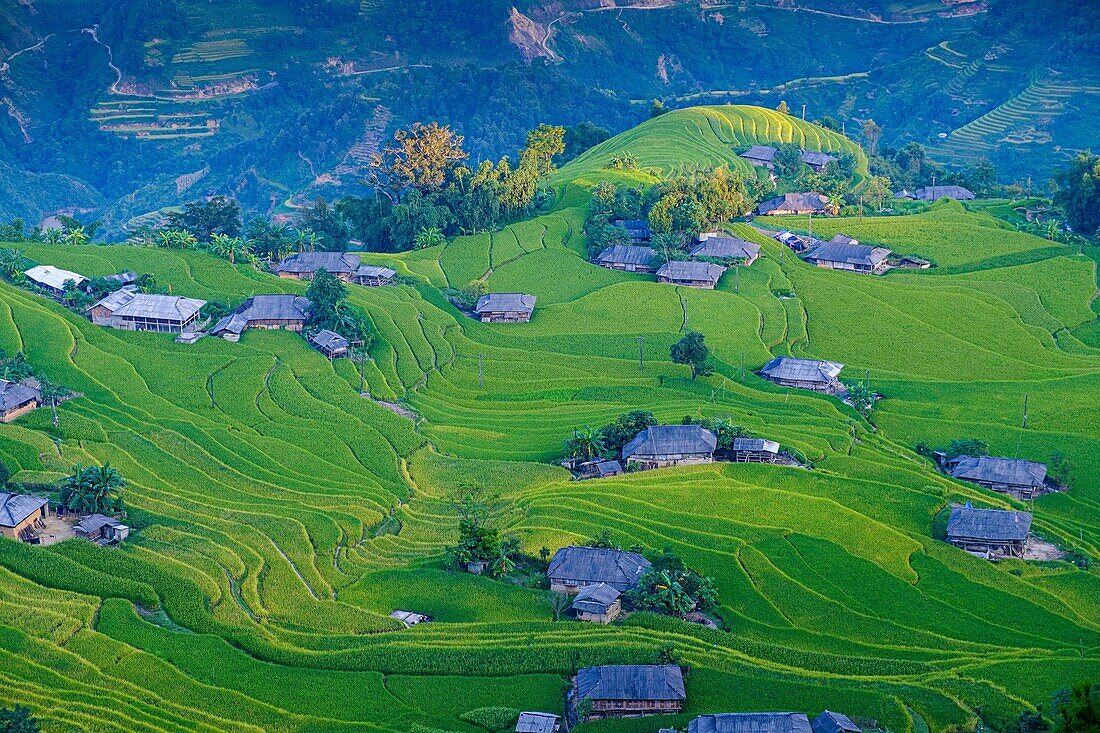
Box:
[59, 463, 126, 516]
[303, 269, 373, 345]
[1052, 152, 1100, 238]
[627, 548, 718, 617]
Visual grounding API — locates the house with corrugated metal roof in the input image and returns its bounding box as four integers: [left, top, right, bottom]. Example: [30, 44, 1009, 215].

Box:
[89, 290, 206, 333]
[547, 546, 651, 594]
[572, 665, 686, 719]
[24, 265, 88, 296]
[730, 437, 782, 463]
[946, 503, 1031, 558]
[622, 424, 717, 469]
[353, 265, 397, 286]
[515, 712, 560, 733]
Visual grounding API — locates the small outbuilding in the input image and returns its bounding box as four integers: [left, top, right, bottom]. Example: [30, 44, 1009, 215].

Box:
[611, 219, 652, 244]
[548, 546, 651, 593]
[389, 610, 430, 627]
[24, 265, 87, 296]
[946, 455, 1048, 500]
[741, 145, 778, 170]
[946, 503, 1031, 558]
[73, 513, 130, 544]
[805, 240, 891, 275]
[757, 193, 830, 216]
[573, 664, 686, 719]
[0, 492, 49, 542]
[759, 356, 844, 394]
[310, 329, 351, 359]
[595, 245, 657, 273]
[729, 437, 782, 463]
[800, 150, 837, 173]
[474, 293, 536, 323]
[691, 233, 761, 265]
[515, 712, 561, 733]
[623, 424, 717, 469]
[571, 582, 623, 623]
[275, 252, 362, 281]
[655, 260, 726, 289]
[352, 265, 397, 286]
[689, 713, 813, 733]
[811, 711, 861, 733]
[774, 231, 810, 252]
[0, 379, 40, 422]
[104, 271, 139, 288]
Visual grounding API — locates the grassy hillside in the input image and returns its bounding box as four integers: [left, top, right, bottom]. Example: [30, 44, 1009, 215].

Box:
[0, 117, 1097, 732]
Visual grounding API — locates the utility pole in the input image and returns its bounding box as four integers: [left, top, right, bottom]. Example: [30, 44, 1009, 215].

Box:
[735, 263, 740, 294]
[740, 351, 745, 382]
[636, 335, 645, 372]
[931, 175, 936, 202]
[801, 103, 806, 121]
[1022, 393, 1028, 429]
[1027, 176, 1032, 200]
[859, 195, 864, 223]
[807, 211, 813, 243]
[478, 352, 484, 389]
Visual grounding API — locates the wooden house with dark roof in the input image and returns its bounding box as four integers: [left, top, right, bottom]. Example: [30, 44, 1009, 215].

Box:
[0, 492, 49, 542]
[0, 379, 40, 422]
[759, 357, 844, 394]
[741, 145, 778, 169]
[730, 437, 782, 463]
[595, 245, 657, 273]
[611, 219, 652, 244]
[945, 455, 1048, 499]
[946, 503, 1031, 558]
[212, 295, 312, 341]
[573, 664, 686, 718]
[800, 150, 837, 172]
[275, 252, 362, 281]
[691, 233, 761, 265]
[571, 582, 622, 623]
[689, 713, 813, 733]
[474, 293, 536, 323]
[547, 546, 651, 593]
[310, 329, 350, 359]
[804, 240, 891, 275]
[622, 424, 717, 469]
[811, 711, 861, 733]
[911, 185, 975, 201]
[655, 260, 726, 289]
[73, 513, 130, 544]
[757, 193, 830, 216]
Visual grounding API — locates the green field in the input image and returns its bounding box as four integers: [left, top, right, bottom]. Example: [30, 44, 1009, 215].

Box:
[0, 107, 1097, 733]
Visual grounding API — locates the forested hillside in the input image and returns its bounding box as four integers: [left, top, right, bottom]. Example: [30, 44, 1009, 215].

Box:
[0, 0, 1096, 234]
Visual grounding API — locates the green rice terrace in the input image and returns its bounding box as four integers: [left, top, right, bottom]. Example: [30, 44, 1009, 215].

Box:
[0, 107, 1097, 733]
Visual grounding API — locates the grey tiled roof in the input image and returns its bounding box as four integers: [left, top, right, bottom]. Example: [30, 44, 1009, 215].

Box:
[0, 492, 47, 528]
[741, 145, 778, 162]
[949, 456, 1047, 487]
[237, 295, 312, 321]
[806, 241, 891, 267]
[690, 713, 813, 733]
[596, 245, 656, 266]
[516, 712, 559, 733]
[623, 424, 718, 459]
[112, 293, 206, 321]
[947, 504, 1032, 542]
[91, 287, 138, 312]
[760, 357, 843, 384]
[656, 260, 727, 283]
[548, 546, 651, 588]
[0, 379, 39, 412]
[277, 251, 361, 274]
[913, 186, 974, 201]
[310, 329, 349, 350]
[691, 236, 761, 260]
[811, 711, 861, 733]
[576, 665, 685, 702]
[732, 438, 781, 454]
[595, 460, 623, 477]
[800, 150, 837, 168]
[571, 582, 621, 614]
[475, 293, 536, 315]
[356, 265, 396, 279]
[757, 193, 829, 215]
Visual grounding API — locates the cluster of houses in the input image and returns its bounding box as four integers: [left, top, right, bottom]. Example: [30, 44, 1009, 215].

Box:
[594, 229, 762, 290]
[0, 493, 128, 546]
[548, 545, 650, 623]
[274, 251, 396, 286]
[740, 145, 838, 174]
[770, 231, 929, 275]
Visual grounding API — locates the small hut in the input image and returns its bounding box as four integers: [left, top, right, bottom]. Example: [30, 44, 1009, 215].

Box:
[571, 582, 622, 623]
[729, 438, 782, 463]
[73, 514, 130, 544]
[946, 455, 1048, 499]
[759, 357, 844, 394]
[310, 329, 350, 359]
[352, 265, 397, 286]
[515, 712, 561, 733]
[474, 293, 536, 323]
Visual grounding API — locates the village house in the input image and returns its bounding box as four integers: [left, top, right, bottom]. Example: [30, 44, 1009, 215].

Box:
[570, 582, 623, 623]
[595, 244, 657, 273]
[0, 492, 49, 542]
[901, 185, 976, 202]
[23, 265, 88, 296]
[945, 455, 1048, 499]
[0, 379, 40, 422]
[310, 329, 350, 359]
[729, 437, 782, 463]
[689, 712, 813, 733]
[474, 293, 536, 323]
[73, 513, 130, 544]
[352, 264, 397, 286]
[760, 356, 845, 394]
[547, 546, 651, 593]
[623, 424, 717, 469]
[89, 290, 207, 333]
[389, 610, 430, 627]
[804, 239, 891, 275]
[104, 271, 139, 288]
[573, 664, 686, 718]
[773, 231, 811, 253]
[515, 712, 561, 733]
[212, 295, 313, 341]
[275, 251, 362, 281]
[757, 193, 830, 216]
[800, 150, 837, 173]
[611, 219, 652, 244]
[946, 503, 1031, 558]
[740, 145, 778, 170]
[811, 711, 862, 733]
[691, 233, 761, 265]
[655, 260, 726, 289]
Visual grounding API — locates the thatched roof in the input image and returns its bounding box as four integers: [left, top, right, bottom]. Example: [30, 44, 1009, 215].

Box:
[0, 492, 47, 528]
[576, 665, 685, 702]
[548, 546, 651, 588]
[689, 713, 813, 733]
[947, 504, 1031, 542]
[623, 424, 717, 459]
[948, 455, 1046, 487]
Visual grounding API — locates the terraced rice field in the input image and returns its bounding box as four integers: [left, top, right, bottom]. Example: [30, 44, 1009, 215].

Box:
[0, 107, 1097, 733]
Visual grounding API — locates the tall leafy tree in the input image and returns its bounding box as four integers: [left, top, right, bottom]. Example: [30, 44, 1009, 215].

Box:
[297, 199, 350, 251]
[1053, 152, 1100, 238]
[165, 196, 242, 242]
[670, 331, 713, 379]
[304, 269, 347, 324]
[370, 121, 468, 201]
[519, 124, 565, 177]
[0, 705, 41, 733]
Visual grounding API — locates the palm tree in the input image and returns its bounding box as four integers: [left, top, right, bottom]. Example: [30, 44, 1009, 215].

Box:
[44, 228, 63, 245]
[1054, 681, 1099, 733]
[653, 570, 695, 616]
[82, 463, 125, 513]
[209, 233, 238, 263]
[296, 229, 319, 253]
[490, 549, 515, 578]
[60, 464, 92, 513]
[564, 426, 605, 462]
[827, 193, 843, 216]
